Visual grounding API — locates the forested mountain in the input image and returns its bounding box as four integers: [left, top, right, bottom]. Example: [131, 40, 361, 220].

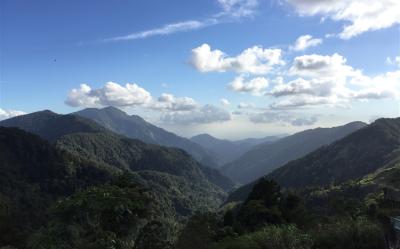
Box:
[0, 126, 230, 248]
[0, 110, 233, 191]
[74, 107, 220, 168]
[0, 110, 106, 142]
[56, 132, 234, 191]
[177, 120, 400, 249]
[227, 118, 400, 203]
[0, 127, 114, 247]
[190, 134, 281, 165]
[269, 117, 400, 188]
[222, 121, 366, 184]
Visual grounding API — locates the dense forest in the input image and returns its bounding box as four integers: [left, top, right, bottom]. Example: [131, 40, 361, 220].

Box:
[1, 108, 400, 249]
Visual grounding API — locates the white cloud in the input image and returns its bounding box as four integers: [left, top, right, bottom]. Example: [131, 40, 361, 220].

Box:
[0, 108, 26, 121]
[290, 53, 359, 79]
[286, 0, 400, 39]
[228, 75, 269, 95]
[269, 95, 343, 109]
[220, 98, 231, 106]
[249, 111, 318, 126]
[238, 102, 256, 109]
[217, 0, 259, 17]
[386, 56, 400, 67]
[153, 93, 198, 111]
[290, 34, 322, 51]
[190, 43, 284, 74]
[103, 20, 217, 42]
[265, 53, 400, 109]
[161, 104, 231, 125]
[102, 0, 259, 42]
[65, 82, 152, 107]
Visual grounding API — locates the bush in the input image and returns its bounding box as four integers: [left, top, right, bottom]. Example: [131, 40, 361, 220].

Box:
[212, 225, 313, 249]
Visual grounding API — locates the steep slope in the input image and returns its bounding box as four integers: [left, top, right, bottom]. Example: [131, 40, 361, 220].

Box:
[0, 127, 227, 248]
[190, 134, 281, 165]
[56, 132, 234, 191]
[0, 110, 234, 191]
[0, 127, 114, 246]
[0, 110, 106, 142]
[269, 118, 400, 188]
[74, 107, 220, 168]
[222, 121, 366, 184]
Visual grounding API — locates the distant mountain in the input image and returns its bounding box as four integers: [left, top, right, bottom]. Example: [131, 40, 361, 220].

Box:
[74, 107, 219, 168]
[222, 121, 367, 184]
[0, 110, 105, 142]
[226, 118, 400, 203]
[190, 134, 281, 165]
[269, 118, 400, 188]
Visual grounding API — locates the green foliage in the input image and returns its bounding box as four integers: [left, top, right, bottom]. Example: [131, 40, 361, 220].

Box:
[135, 220, 176, 249]
[212, 225, 313, 249]
[175, 212, 220, 249]
[236, 179, 308, 230]
[29, 184, 149, 249]
[311, 217, 385, 249]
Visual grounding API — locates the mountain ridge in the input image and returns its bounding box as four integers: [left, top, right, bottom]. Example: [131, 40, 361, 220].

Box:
[222, 121, 367, 184]
[74, 106, 220, 168]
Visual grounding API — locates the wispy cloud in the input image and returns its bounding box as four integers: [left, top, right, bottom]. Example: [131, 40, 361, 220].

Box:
[103, 19, 218, 42]
[102, 0, 259, 42]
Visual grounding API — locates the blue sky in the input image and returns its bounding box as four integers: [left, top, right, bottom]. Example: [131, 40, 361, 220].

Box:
[1, 0, 400, 139]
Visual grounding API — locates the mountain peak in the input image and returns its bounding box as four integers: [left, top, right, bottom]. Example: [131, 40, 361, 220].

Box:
[101, 106, 125, 113]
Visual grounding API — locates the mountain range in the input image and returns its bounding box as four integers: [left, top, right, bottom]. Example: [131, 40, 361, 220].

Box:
[222, 121, 367, 184]
[227, 117, 400, 203]
[1, 107, 399, 248]
[190, 133, 282, 165]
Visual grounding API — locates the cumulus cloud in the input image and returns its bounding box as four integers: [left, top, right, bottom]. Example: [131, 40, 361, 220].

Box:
[0, 108, 26, 121]
[265, 53, 400, 109]
[269, 95, 343, 109]
[220, 98, 231, 106]
[190, 43, 284, 74]
[152, 93, 198, 111]
[290, 34, 322, 51]
[228, 75, 269, 95]
[249, 111, 318, 126]
[290, 53, 359, 79]
[285, 0, 400, 39]
[269, 78, 338, 98]
[161, 104, 231, 125]
[66, 82, 152, 107]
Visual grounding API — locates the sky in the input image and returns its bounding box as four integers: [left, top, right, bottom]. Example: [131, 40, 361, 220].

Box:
[1, 0, 400, 139]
